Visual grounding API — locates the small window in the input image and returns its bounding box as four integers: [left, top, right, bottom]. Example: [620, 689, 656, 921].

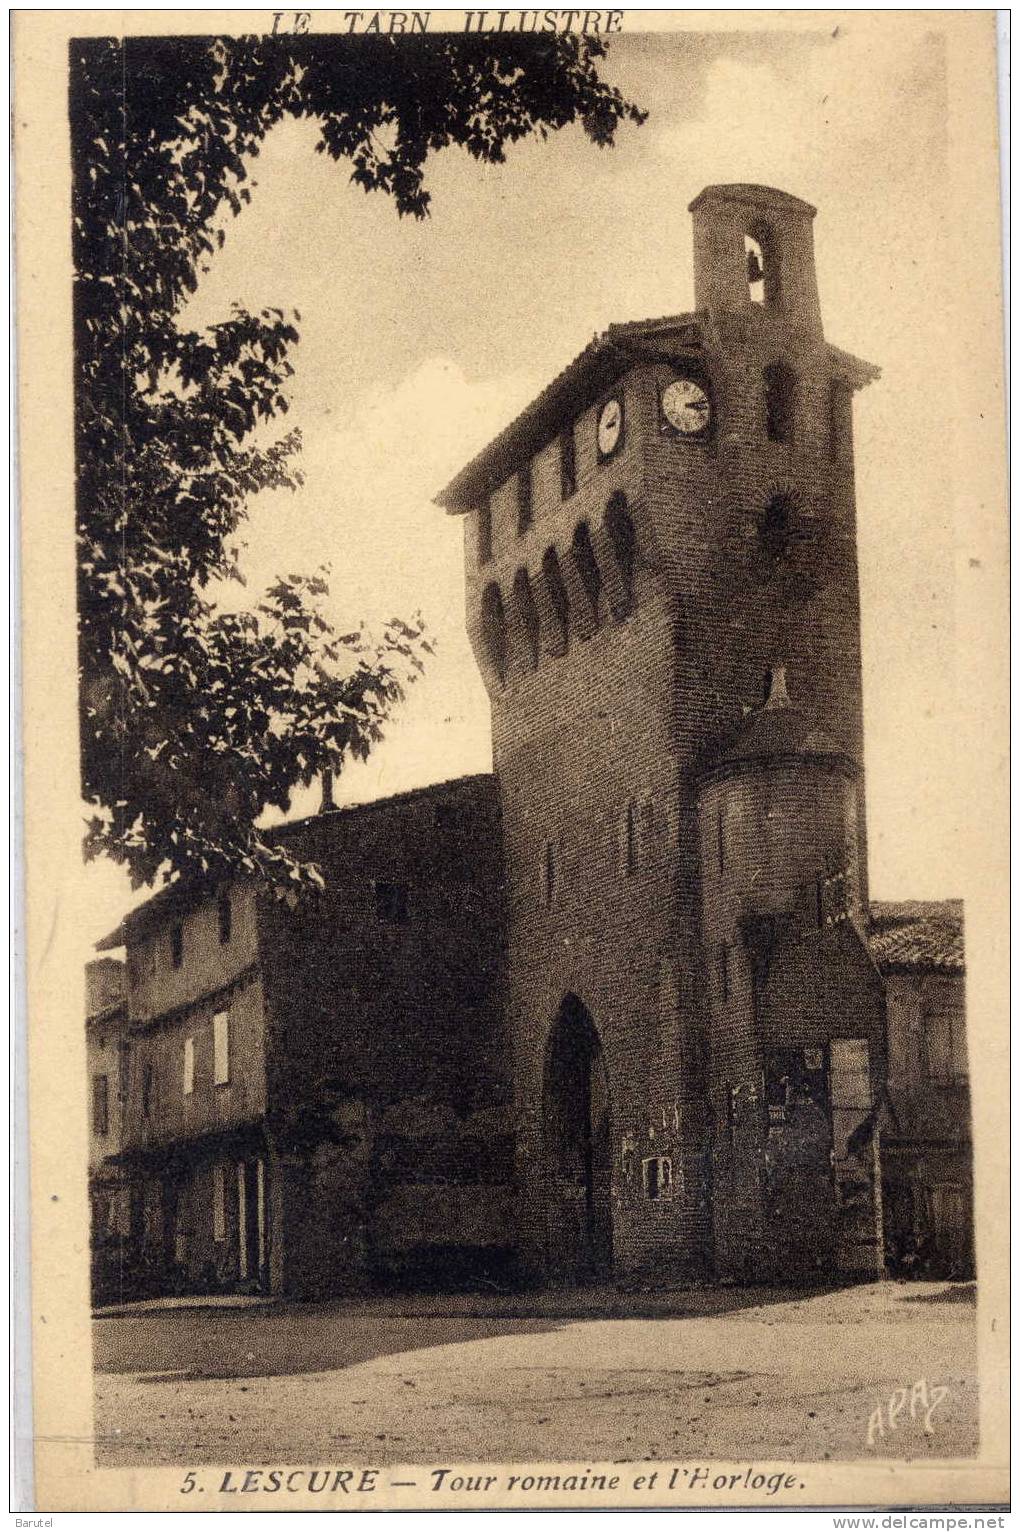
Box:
[92, 1074, 109, 1136]
[560, 426, 576, 499]
[517, 462, 533, 535]
[183, 1036, 195, 1096]
[212, 1163, 226, 1242]
[170, 922, 184, 970]
[213, 1011, 230, 1086]
[542, 840, 556, 910]
[217, 891, 232, 945]
[375, 881, 409, 925]
[642, 1155, 673, 1201]
[572, 521, 602, 619]
[477, 498, 493, 564]
[763, 362, 796, 443]
[716, 804, 726, 874]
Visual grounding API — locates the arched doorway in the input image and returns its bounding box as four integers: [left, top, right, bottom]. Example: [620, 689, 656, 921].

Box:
[543, 995, 613, 1283]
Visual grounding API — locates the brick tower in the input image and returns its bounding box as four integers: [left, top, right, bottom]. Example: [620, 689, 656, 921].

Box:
[437, 184, 883, 1284]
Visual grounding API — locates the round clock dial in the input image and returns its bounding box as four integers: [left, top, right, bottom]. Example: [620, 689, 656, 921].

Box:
[661, 378, 711, 436]
[597, 397, 623, 457]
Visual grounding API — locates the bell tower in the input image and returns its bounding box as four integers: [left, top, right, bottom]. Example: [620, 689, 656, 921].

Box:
[436, 184, 881, 1285]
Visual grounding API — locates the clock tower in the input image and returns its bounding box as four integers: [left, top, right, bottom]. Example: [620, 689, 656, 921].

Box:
[436, 184, 885, 1284]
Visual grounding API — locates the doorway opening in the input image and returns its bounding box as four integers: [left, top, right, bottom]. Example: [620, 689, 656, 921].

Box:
[543, 995, 613, 1282]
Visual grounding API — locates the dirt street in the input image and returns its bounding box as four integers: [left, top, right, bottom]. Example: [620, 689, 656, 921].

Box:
[92, 1281, 977, 1467]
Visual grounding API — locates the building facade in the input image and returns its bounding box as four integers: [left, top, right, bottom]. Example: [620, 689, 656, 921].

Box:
[88, 185, 974, 1299]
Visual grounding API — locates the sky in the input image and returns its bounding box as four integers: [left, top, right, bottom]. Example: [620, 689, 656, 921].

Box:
[82, 18, 968, 954]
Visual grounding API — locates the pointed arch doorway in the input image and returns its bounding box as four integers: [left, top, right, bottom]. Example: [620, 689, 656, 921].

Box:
[543, 995, 613, 1283]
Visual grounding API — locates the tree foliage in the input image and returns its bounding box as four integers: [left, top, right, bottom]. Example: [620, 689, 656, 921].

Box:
[72, 33, 645, 894]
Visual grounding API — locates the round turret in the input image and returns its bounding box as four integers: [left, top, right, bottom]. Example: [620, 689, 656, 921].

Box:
[697, 666, 862, 948]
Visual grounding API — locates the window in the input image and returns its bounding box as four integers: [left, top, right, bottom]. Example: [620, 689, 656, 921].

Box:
[560, 426, 576, 499]
[572, 520, 602, 619]
[217, 891, 232, 945]
[212, 1163, 226, 1242]
[512, 566, 541, 670]
[481, 582, 509, 683]
[183, 1036, 195, 1096]
[517, 462, 533, 534]
[477, 498, 493, 564]
[716, 804, 726, 874]
[170, 921, 184, 970]
[92, 1074, 109, 1136]
[622, 800, 638, 876]
[763, 362, 797, 443]
[642, 1155, 673, 1201]
[542, 840, 556, 910]
[923, 1006, 967, 1086]
[375, 881, 409, 925]
[213, 1011, 230, 1086]
[542, 547, 570, 649]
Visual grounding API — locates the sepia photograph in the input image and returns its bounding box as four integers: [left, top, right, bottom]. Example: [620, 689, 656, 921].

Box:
[14, 7, 1007, 1514]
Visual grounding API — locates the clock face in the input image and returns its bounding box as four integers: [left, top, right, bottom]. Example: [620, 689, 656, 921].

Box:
[597, 396, 623, 458]
[661, 378, 711, 437]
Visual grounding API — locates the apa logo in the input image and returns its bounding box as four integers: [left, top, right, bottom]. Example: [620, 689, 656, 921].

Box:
[866, 1378, 950, 1447]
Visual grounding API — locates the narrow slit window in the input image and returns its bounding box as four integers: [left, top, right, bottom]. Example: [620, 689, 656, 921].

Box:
[623, 800, 638, 876]
[642, 1155, 673, 1201]
[716, 804, 726, 874]
[183, 1036, 195, 1096]
[170, 921, 184, 970]
[217, 891, 232, 945]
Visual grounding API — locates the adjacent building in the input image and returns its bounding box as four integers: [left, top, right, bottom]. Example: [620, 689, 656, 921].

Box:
[88, 184, 973, 1299]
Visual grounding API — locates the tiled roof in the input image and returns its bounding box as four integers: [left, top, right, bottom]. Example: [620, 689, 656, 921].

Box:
[868, 900, 965, 975]
[95, 773, 497, 951]
[433, 312, 880, 514]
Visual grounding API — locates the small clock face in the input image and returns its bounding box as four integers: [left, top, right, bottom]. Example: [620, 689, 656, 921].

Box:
[661, 378, 711, 437]
[597, 396, 623, 458]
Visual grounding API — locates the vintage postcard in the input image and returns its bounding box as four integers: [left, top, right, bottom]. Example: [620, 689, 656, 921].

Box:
[14, 7, 1008, 1514]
